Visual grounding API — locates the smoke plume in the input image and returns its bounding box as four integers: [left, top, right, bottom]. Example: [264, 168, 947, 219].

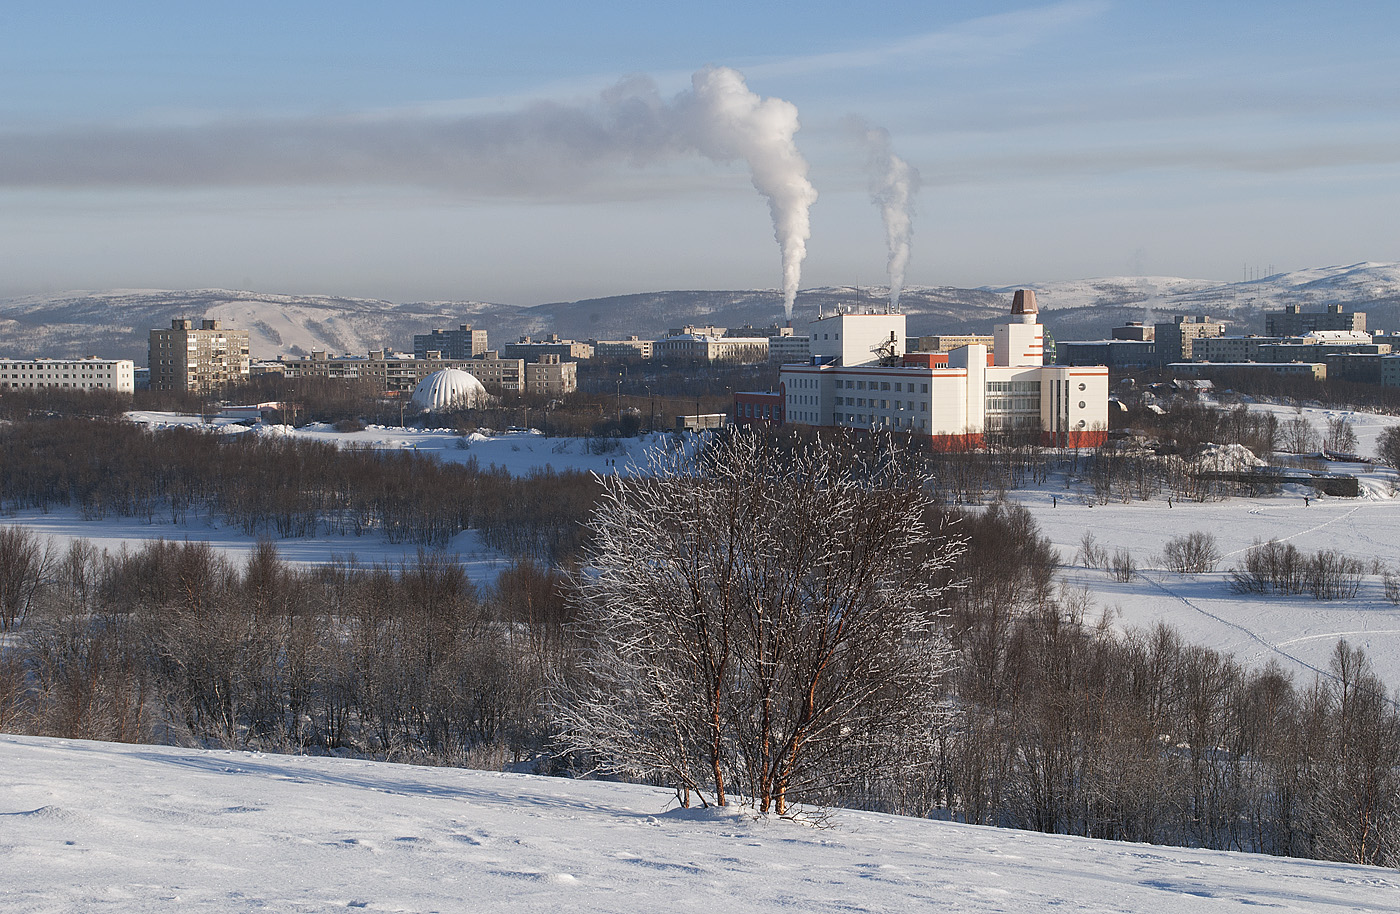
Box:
[854, 121, 921, 309]
[0, 67, 816, 315]
[684, 67, 818, 320]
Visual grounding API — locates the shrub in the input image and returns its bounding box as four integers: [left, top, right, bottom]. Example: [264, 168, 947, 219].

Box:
[1162, 531, 1221, 573]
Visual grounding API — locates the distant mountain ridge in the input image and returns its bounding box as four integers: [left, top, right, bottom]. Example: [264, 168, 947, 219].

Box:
[5, 263, 1400, 361]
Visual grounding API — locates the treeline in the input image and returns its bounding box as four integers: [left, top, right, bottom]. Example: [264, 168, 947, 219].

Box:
[4, 505, 1396, 866]
[0, 418, 599, 561]
[0, 535, 567, 767]
[930, 504, 1400, 867]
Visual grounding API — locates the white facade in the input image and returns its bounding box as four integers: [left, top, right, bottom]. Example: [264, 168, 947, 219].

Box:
[808, 311, 906, 366]
[0, 357, 135, 393]
[410, 368, 489, 412]
[777, 293, 1108, 447]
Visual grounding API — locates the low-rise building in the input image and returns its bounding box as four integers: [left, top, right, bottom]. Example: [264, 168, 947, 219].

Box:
[0, 357, 135, 393]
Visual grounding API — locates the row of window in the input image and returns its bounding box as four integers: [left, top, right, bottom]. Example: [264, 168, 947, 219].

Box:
[986, 398, 1039, 413]
[836, 397, 929, 412]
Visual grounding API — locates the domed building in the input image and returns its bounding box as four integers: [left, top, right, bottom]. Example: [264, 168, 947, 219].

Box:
[410, 368, 489, 412]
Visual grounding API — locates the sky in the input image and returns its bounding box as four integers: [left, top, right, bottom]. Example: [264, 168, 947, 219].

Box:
[1, 1, 1398, 305]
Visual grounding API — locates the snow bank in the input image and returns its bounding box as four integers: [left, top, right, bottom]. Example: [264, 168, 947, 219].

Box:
[1, 734, 1395, 913]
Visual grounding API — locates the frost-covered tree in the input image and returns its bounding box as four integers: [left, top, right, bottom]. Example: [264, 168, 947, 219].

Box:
[553, 431, 961, 815]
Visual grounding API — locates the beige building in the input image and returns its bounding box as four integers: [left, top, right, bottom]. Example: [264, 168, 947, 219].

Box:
[0, 357, 135, 393]
[525, 353, 577, 396]
[1154, 315, 1226, 364]
[657, 330, 769, 363]
[149, 319, 250, 392]
[503, 335, 594, 362]
[277, 350, 577, 397]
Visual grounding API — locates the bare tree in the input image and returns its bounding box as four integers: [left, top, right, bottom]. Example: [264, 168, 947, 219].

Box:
[0, 526, 55, 632]
[1378, 426, 1400, 469]
[1323, 417, 1358, 456]
[554, 431, 962, 815]
[1280, 416, 1318, 455]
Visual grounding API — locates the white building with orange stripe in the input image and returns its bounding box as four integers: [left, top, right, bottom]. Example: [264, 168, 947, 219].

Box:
[735, 290, 1108, 449]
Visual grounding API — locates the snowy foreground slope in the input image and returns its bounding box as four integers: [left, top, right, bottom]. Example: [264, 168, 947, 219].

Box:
[2, 735, 1397, 914]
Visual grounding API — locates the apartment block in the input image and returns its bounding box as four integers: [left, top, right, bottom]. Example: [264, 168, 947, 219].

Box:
[148, 319, 250, 392]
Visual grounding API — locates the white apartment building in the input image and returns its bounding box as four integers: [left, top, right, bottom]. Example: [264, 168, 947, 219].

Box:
[0, 357, 135, 393]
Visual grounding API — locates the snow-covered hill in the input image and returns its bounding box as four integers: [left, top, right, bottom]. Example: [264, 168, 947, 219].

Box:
[8, 263, 1400, 361]
[0, 288, 528, 362]
[2, 733, 1394, 913]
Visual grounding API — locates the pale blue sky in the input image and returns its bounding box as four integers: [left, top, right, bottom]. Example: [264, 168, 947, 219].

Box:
[1, 2, 1397, 304]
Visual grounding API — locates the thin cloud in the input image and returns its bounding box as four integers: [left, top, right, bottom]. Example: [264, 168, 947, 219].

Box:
[933, 140, 1400, 185]
[745, 1, 1112, 78]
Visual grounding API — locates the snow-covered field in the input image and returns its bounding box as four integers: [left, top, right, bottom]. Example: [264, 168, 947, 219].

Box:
[1030, 401, 1400, 685]
[7, 404, 1400, 685]
[3, 733, 1397, 914]
[0, 416, 678, 580]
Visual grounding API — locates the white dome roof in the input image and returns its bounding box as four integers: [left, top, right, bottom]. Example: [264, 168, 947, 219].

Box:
[410, 368, 488, 412]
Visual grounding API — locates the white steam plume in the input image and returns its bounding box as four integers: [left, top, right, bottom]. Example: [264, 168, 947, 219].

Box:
[685, 67, 818, 321]
[853, 120, 921, 309]
[0, 67, 817, 315]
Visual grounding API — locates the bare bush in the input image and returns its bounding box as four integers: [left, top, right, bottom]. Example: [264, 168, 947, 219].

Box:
[1161, 531, 1221, 573]
[1306, 550, 1365, 601]
[1231, 541, 1365, 600]
[1109, 548, 1136, 582]
[1383, 570, 1400, 605]
[1078, 530, 1108, 570]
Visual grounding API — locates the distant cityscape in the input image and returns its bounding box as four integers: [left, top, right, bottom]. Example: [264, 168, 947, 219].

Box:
[2, 298, 1394, 446]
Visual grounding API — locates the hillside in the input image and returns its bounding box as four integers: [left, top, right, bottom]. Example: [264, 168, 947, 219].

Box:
[7, 262, 1400, 360]
[2, 733, 1394, 913]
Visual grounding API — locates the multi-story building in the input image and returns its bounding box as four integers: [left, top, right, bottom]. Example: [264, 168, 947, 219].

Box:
[503, 335, 594, 362]
[525, 353, 577, 397]
[1266, 304, 1365, 337]
[1171, 361, 1326, 381]
[657, 329, 769, 363]
[1058, 339, 1157, 370]
[734, 290, 1108, 449]
[591, 337, 654, 360]
[148, 319, 250, 393]
[0, 357, 135, 393]
[767, 332, 811, 364]
[275, 349, 577, 397]
[414, 324, 488, 360]
[909, 334, 996, 353]
[1193, 331, 1386, 366]
[1111, 322, 1154, 341]
[468, 354, 526, 393]
[1154, 315, 1226, 364]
